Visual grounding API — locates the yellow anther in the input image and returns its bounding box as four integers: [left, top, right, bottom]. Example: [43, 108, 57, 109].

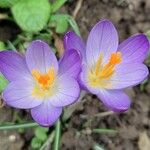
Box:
[95, 54, 103, 75]
[88, 52, 122, 88]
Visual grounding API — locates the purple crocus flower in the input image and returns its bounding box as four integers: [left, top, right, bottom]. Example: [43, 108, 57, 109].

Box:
[64, 19, 149, 112]
[0, 40, 81, 126]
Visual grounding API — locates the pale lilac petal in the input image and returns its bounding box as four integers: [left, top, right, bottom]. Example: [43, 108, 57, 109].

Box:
[26, 40, 58, 74]
[78, 72, 89, 91]
[0, 51, 30, 81]
[58, 49, 81, 79]
[64, 31, 86, 60]
[31, 101, 62, 126]
[3, 79, 43, 109]
[118, 34, 149, 63]
[48, 75, 80, 107]
[86, 20, 118, 67]
[79, 64, 100, 94]
[109, 63, 149, 89]
[97, 89, 131, 112]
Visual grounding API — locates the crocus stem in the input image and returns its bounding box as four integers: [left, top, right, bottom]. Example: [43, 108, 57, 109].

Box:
[0, 122, 38, 131]
[54, 119, 61, 150]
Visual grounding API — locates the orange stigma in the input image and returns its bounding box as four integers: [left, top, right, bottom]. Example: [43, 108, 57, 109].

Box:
[32, 68, 55, 90]
[88, 52, 122, 88]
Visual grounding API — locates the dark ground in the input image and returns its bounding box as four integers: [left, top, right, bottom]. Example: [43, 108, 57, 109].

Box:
[0, 0, 150, 150]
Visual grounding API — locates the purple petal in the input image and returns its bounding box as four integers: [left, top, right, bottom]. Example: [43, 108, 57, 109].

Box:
[31, 101, 62, 126]
[58, 49, 81, 79]
[97, 89, 131, 112]
[3, 78, 43, 109]
[79, 64, 103, 94]
[118, 34, 149, 63]
[109, 63, 149, 89]
[86, 20, 118, 67]
[48, 75, 80, 107]
[78, 71, 89, 91]
[26, 40, 58, 74]
[64, 31, 86, 60]
[0, 51, 29, 81]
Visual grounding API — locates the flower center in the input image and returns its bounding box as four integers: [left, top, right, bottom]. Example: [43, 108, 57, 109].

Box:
[88, 52, 122, 88]
[31, 67, 56, 98]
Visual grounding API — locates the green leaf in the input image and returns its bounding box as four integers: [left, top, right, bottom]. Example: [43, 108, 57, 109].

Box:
[39, 131, 55, 150]
[49, 14, 80, 35]
[7, 41, 17, 51]
[51, 0, 67, 13]
[11, 0, 51, 32]
[0, 41, 6, 51]
[31, 137, 42, 149]
[35, 32, 52, 43]
[66, 16, 80, 36]
[50, 14, 68, 34]
[37, 126, 49, 133]
[0, 0, 19, 8]
[35, 127, 48, 142]
[56, 18, 68, 34]
[0, 74, 8, 93]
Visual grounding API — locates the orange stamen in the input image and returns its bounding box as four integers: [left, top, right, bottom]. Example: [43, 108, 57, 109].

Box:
[32, 68, 55, 90]
[88, 52, 122, 88]
[98, 52, 122, 78]
[109, 52, 122, 65]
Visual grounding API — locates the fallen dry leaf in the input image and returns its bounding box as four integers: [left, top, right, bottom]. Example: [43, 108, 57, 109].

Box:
[53, 33, 64, 58]
[138, 131, 150, 150]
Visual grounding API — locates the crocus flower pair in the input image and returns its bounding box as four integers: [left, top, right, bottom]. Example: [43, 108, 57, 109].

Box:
[64, 20, 149, 112]
[0, 41, 81, 126]
[0, 19, 149, 126]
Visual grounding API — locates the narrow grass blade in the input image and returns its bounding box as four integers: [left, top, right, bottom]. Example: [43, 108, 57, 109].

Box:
[92, 128, 118, 134]
[0, 122, 38, 131]
[52, 0, 68, 13]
